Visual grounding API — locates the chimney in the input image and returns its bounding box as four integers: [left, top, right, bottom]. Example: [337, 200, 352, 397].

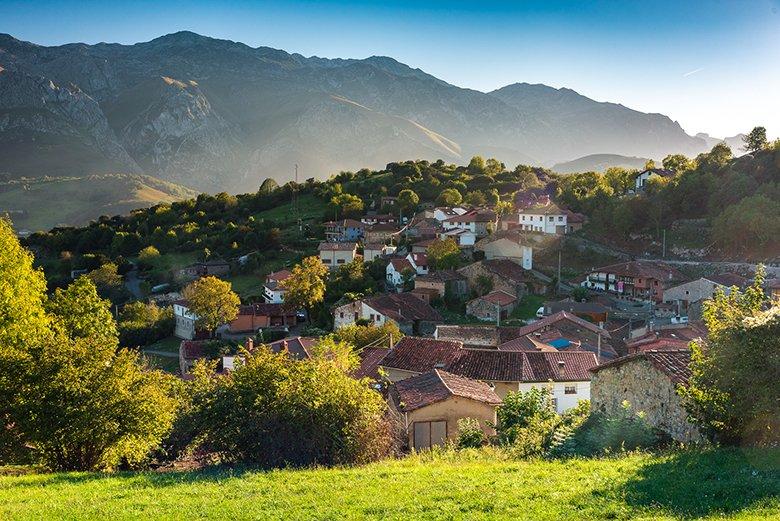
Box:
[245, 337, 254, 352]
[557, 360, 565, 377]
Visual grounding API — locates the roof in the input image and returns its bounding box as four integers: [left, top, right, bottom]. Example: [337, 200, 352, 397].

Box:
[380, 336, 462, 373]
[499, 311, 611, 352]
[180, 340, 205, 359]
[517, 201, 565, 215]
[266, 269, 292, 282]
[363, 242, 387, 251]
[388, 258, 414, 272]
[267, 336, 318, 360]
[591, 349, 692, 386]
[392, 369, 501, 411]
[318, 241, 358, 252]
[368, 223, 400, 232]
[445, 349, 527, 381]
[411, 287, 441, 297]
[590, 261, 686, 283]
[353, 347, 390, 380]
[635, 168, 675, 179]
[522, 351, 598, 381]
[768, 279, 780, 289]
[471, 290, 517, 307]
[409, 253, 428, 266]
[477, 259, 528, 283]
[706, 273, 749, 287]
[443, 210, 497, 223]
[417, 269, 466, 283]
[364, 292, 443, 323]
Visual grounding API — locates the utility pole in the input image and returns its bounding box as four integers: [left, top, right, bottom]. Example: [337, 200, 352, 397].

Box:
[662, 229, 666, 258]
[496, 303, 501, 327]
[557, 249, 562, 294]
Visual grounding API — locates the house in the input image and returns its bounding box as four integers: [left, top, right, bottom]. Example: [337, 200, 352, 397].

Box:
[228, 303, 296, 333]
[516, 198, 570, 235]
[263, 269, 292, 304]
[406, 252, 429, 275]
[173, 300, 199, 340]
[590, 350, 701, 442]
[433, 206, 468, 222]
[380, 336, 597, 412]
[458, 259, 531, 298]
[332, 293, 443, 335]
[364, 223, 400, 244]
[580, 261, 686, 303]
[768, 279, 780, 300]
[466, 291, 517, 322]
[499, 311, 617, 363]
[409, 287, 441, 304]
[324, 219, 365, 242]
[474, 231, 533, 269]
[318, 241, 358, 269]
[434, 324, 529, 349]
[176, 259, 231, 280]
[410, 238, 438, 254]
[379, 196, 398, 209]
[386, 257, 416, 288]
[414, 269, 468, 299]
[634, 168, 674, 192]
[389, 369, 501, 450]
[625, 322, 707, 354]
[438, 228, 477, 247]
[363, 243, 396, 262]
[179, 339, 206, 374]
[442, 209, 497, 238]
[360, 214, 397, 226]
[266, 336, 318, 360]
[353, 346, 391, 382]
[542, 300, 610, 324]
[663, 277, 736, 318]
[565, 210, 586, 232]
[403, 216, 441, 240]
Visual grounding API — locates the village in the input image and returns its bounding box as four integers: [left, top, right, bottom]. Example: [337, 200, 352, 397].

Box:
[155, 166, 776, 451]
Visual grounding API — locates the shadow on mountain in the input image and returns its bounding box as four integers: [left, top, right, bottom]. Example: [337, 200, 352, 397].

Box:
[617, 448, 780, 519]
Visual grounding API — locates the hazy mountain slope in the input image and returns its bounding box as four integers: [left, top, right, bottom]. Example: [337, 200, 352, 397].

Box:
[0, 31, 714, 192]
[0, 174, 196, 231]
[552, 153, 651, 174]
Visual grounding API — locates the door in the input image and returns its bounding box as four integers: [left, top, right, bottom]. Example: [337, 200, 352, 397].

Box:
[413, 421, 447, 450]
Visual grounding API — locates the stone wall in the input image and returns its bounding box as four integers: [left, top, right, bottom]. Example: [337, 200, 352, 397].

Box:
[591, 358, 701, 443]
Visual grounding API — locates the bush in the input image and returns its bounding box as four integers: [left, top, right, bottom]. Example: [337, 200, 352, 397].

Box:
[187, 347, 393, 467]
[456, 418, 486, 449]
[118, 301, 174, 347]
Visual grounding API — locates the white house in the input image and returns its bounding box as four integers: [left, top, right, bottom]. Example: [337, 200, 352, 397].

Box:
[262, 269, 292, 304]
[433, 207, 468, 222]
[442, 210, 497, 238]
[406, 253, 429, 275]
[438, 228, 477, 247]
[363, 243, 396, 262]
[386, 257, 416, 288]
[517, 200, 569, 235]
[318, 241, 358, 269]
[634, 168, 674, 192]
[173, 300, 198, 340]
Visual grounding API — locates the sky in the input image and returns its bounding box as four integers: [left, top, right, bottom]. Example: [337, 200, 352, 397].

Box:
[1, 0, 779, 138]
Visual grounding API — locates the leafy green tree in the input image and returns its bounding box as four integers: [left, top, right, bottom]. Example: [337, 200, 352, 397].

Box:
[259, 177, 279, 195]
[182, 276, 240, 334]
[456, 418, 487, 449]
[281, 256, 329, 317]
[512, 165, 543, 189]
[138, 245, 160, 261]
[644, 159, 656, 170]
[743, 126, 768, 153]
[495, 387, 557, 445]
[712, 195, 780, 253]
[397, 189, 419, 216]
[47, 276, 119, 345]
[467, 155, 486, 175]
[436, 188, 463, 207]
[603, 167, 635, 195]
[682, 268, 778, 446]
[662, 154, 694, 174]
[330, 322, 403, 350]
[464, 191, 487, 206]
[427, 238, 462, 270]
[330, 193, 364, 219]
[87, 262, 127, 302]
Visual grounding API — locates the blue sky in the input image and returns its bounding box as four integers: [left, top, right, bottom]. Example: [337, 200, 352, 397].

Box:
[2, 0, 778, 138]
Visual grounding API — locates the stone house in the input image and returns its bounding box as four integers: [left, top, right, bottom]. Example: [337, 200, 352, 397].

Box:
[475, 234, 533, 270]
[589, 349, 701, 443]
[363, 243, 396, 262]
[580, 261, 687, 303]
[389, 369, 501, 450]
[176, 259, 231, 281]
[318, 241, 358, 269]
[663, 277, 735, 318]
[458, 259, 530, 299]
[414, 270, 468, 299]
[364, 223, 400, 244]
[466, 290, 517, 322]
[332, 293, 443, 335]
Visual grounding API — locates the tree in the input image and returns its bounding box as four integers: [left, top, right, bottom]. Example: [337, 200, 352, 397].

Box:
[330, 193, 364, 219]
[682, 269, 778, 446]
[138, 245, 160, 261]
[47, 276, 119, 345]
[86, 262, 125, 300]
[427, 238, 462, 270]
[436, 188, 463, 207]
[182, 276, 240, 334]
[644, 159, 656, 170]
[467, 155, 486, 175]
[463, 191, 486, 206]
[259, 177, 279, 195]
[742, 126, 768, 153]
[330, 322, 403, 350]
[662, 154, 694, 174]
[603, 167, 635, 195]
[397, 189, 419, 216]
[281, 256, 329, 317]
[495, 387, 557, 445]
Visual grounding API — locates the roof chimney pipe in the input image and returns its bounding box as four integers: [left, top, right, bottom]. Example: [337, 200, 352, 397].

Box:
[557, 360, 565, 377]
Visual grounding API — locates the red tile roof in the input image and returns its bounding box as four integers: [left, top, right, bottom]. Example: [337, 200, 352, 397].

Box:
[389, 258, 415, 272]
[706, 273, 749, 287]
[237, 302, 293, 316]
[473, 290, 517, 306]
[353, 347, 391, 380]
[318, 241, 358, 251]
[443, 210, 496, 223]
[392, 369, 501, 411]
[522, 351, 598, 381]
[266, 269, 292, 282]
[591, 349, 692, 386]
[267, 336, 318, 360]
[445, 349, 526, 382]
[499, 312, 611, 352]
[481, 259, 528, 283]
[364, 293, 443, 324]
[416, 269, 466, 283]
[380, 337, 462, 373]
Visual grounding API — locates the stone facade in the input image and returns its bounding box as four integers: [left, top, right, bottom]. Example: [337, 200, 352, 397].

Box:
[590, 357, 701, 443]
[458, 261, 527, 299]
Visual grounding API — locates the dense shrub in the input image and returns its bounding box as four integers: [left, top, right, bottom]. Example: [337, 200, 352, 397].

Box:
[118, 301, 174, 347]
[186, 347, 394, 467]
[456, 418, 487, 449]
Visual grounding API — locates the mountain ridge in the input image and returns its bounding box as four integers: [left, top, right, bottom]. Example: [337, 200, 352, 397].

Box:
[0, 31, 719, 191]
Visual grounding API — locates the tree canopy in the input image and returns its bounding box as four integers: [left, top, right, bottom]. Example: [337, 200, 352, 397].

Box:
[182, 276, 241, 333]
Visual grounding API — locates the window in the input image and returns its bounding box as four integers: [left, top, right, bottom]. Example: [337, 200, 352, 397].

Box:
[521, 215, 526, 221]
[558, 216, 563, 221]
[413, 421, 447, 450]
[565, 385, 577, 395]
[339, 312, 344, 319]
[548, 216, 553, 222]
[322, 258, 331, 264]
[369, 314, 374, 321]
[337, 258, 345, 264]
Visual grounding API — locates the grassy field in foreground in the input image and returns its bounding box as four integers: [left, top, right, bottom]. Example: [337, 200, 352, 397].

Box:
[1, 449, 778, 520]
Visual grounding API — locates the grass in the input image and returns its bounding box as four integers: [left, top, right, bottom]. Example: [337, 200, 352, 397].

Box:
[142, 336, 181, 353]
[0, 448, 777, 519]
[510, 294, 546, 320]
[254, 193, 328, 226]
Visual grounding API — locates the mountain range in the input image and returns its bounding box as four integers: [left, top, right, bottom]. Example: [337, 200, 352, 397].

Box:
[0, 31, 728, 192]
